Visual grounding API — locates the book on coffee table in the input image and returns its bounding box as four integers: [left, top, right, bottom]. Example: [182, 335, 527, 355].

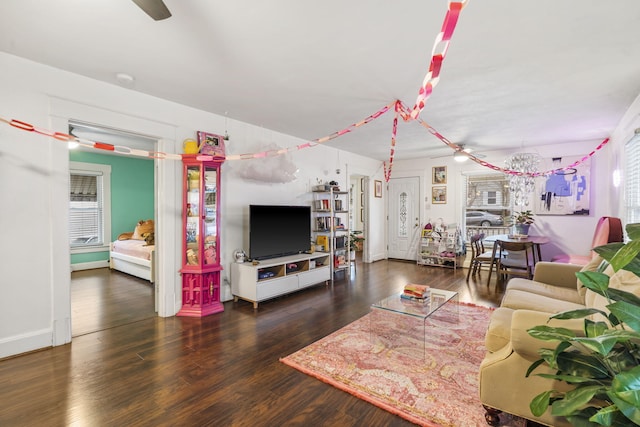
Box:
[400, 293, 429, 303]
[403, 283, 430, 299]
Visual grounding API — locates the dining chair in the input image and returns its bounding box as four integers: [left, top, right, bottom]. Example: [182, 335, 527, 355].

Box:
[494, 239, 535, 285]
[466, 233, 497, 281]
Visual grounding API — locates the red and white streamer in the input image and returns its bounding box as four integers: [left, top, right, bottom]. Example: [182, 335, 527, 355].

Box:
[0, 0, 611, 181]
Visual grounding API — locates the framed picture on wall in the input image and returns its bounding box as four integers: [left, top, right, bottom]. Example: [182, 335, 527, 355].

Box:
[533, 155, 591, 216]
[432, 166, 447, 184]
[432, 186, 447, 204]
[374, 180, 382, 198]
[197, 131, 226, 158]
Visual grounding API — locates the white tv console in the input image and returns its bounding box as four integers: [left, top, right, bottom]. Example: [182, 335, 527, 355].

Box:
[231, 252, 331, 309]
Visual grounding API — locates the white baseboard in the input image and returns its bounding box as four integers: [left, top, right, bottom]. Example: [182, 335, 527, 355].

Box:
[70, 260, 109, 271]
[0, 328, 52, 359]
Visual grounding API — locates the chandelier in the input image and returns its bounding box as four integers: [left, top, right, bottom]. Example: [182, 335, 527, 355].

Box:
[505, 153, 540, 207]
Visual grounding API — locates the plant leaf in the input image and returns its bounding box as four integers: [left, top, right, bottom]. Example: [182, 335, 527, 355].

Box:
[573, 336, 623, 356]
[576, 271, 611, 295]
[594, 243, 626, 263]
[609, 301, 640, 332]
[609, 366, 640, 424]
[526, 358, 546, 377]
[572, 329, 640, 356]
[607, 288, 640, 306]
[551, 385, 603, 416]
[566, 407, 601, 427]
[528, 325, 577, 341]
[536, 373, 602, 384]
[585, 319, 609, 338]
[550, 308, 606, 321]
[557, 352, 610, 379]
[626, 223, 640, 240]
[588, 405, 619, 426]
[610, 240, 640, 272]
[530, 390, 554, 417]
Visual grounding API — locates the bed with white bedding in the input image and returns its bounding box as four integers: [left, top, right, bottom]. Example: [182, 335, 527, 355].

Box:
[110, 237, 155, 283]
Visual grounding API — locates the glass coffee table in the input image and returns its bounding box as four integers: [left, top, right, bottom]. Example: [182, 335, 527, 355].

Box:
[370, 288, 459, 359]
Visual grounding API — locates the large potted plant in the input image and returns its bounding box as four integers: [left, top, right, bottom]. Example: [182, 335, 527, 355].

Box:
[349, 231, 365, 253]
[526, 222, 640, 426]
[513, 210, 535, 235]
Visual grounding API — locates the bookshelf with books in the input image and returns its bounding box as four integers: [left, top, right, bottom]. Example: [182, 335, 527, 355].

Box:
[312, 185, 351, 281]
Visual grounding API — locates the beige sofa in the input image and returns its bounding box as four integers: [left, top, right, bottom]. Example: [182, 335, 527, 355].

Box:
[479, 259, 640, 426]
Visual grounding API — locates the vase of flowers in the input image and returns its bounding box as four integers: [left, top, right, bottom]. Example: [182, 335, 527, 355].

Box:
[513, 210, 534, 235]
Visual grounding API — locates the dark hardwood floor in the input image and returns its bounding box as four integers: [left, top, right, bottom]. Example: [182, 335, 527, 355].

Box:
[71, 269, 156, 337]
[0, 258, 507, 426]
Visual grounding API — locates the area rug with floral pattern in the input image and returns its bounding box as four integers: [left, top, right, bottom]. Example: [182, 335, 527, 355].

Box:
[280, 302, 525, 427]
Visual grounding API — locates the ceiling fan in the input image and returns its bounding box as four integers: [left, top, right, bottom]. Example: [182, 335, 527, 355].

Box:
[131, 0, 172, 21]
[453, 144, 486, 163]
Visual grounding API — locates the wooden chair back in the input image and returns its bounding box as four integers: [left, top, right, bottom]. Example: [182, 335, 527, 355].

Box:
[495, 239, 535, 283]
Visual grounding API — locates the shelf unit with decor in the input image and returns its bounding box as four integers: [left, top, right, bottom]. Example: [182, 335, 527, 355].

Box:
[312, 186, 351, 280]
[178, 154, 224, 317]
[417, 226, 464, 270]
[231, 252, 331, 309]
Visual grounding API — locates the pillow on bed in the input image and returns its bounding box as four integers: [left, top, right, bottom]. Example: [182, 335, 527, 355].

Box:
[132, 219, 154, 240]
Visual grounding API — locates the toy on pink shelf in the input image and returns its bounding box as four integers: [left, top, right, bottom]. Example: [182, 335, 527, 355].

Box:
[204, 245, 216, 264]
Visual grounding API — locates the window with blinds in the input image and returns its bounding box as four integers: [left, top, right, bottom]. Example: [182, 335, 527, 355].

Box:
[464, 173, 510, 213]
[69, 162, 111, 251]
[69, 173, 102, 246]
[625, 132, 640, 224]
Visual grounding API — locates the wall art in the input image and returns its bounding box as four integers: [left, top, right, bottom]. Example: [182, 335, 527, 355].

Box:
[533, 156, 590, 216]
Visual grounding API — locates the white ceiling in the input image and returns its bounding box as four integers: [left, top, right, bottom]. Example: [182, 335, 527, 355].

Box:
[2, 1, 640, 161]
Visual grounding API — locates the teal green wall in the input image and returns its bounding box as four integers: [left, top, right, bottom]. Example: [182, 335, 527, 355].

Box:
[70, 151, 154, 265]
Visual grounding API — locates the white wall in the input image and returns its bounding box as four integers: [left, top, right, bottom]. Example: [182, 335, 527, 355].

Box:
[0, 52, 384, 359]
[392, 138, 618, 262]
[608, 91, 640, 220]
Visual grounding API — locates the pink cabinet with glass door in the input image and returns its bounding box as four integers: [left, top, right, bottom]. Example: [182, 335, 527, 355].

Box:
[177, 155, 224, 316]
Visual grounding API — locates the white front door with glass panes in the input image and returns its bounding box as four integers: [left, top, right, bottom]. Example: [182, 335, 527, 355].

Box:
[388, 177, 420, 260]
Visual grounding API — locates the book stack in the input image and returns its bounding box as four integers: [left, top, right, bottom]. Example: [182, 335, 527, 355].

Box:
[401, 284, 430, 303]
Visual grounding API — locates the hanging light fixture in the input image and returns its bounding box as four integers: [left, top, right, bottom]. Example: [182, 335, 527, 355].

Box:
[453, 150, 469, 162]
[505, 153, 540, 207]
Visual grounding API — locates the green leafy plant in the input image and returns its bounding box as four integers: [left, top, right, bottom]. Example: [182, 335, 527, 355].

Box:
[349, 231, 365, 251]
[513, 210, 535, 225]
[526, 222, 640, 426]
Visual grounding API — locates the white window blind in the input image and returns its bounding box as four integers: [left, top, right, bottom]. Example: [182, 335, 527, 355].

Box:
[69, 162, 111, 252]
[625, 133, 640, 224]
[69, 173, 102, 246]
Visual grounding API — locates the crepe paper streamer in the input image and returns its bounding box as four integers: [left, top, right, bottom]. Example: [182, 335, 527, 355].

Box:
[395, 100, 610, 177]
[383, 102, 402, 181]
[409, 1, 466, 120]
[0, 2, 462, 168]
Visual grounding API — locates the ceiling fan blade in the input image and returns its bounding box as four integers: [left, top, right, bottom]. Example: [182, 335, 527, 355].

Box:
[131, 0, 172, 21]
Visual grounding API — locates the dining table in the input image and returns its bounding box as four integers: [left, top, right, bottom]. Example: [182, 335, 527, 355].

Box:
[483, 234, 551, 265]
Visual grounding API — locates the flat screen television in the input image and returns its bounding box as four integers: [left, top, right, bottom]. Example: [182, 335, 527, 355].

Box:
[249, 205, 311, 260]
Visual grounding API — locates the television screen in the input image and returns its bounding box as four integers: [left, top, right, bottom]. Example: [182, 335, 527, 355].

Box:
[249, 205, 311, 260]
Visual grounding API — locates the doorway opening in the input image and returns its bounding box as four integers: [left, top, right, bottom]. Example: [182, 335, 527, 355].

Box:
[349, 174, 367, 268]
[68, 122, 158, 337]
